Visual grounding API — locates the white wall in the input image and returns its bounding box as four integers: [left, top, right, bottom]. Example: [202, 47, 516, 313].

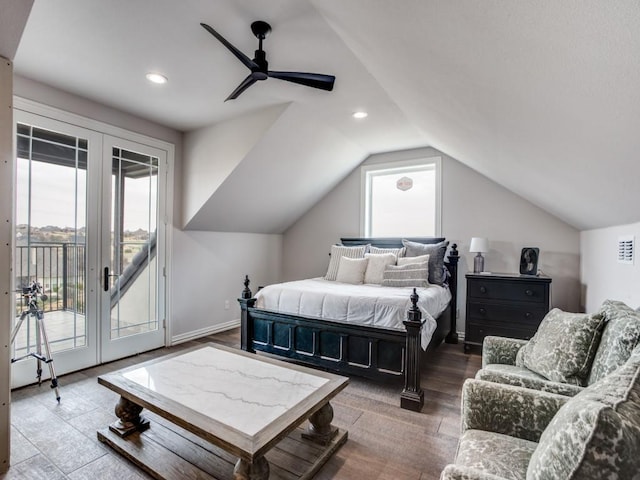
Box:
[581, 222, 640, 312]
[170, 231, 282, 341]
[283, 147, 581, 333]
[0, 57, 13, 474]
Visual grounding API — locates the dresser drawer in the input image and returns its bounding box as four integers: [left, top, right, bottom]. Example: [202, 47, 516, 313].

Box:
[466, 321, 538, 344]
[467, 279, 548, 304]
[466, 302, 547, 326]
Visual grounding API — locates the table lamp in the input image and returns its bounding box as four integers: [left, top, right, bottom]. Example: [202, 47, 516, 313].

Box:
[470, 237, 489, 273]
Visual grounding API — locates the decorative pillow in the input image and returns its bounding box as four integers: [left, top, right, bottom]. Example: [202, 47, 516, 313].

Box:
[363, 253, 397, 284]
[397, 254, 430, 266]
[324, 244, 367, 281]
[381, 261, 429, 288]
[369, 246, 405, 258]
[516, 308, 606, 385]
[335, 257, 369, 284]
[588, 299, 640, 384]
[402, 239, 449, 285]
[527, 350, 640, 480]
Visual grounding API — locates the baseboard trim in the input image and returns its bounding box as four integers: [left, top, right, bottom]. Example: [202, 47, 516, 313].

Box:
[170, 319, 240, 346]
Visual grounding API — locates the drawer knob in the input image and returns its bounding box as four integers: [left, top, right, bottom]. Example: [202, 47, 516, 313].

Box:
[479, 286, 487, 294]
[525, 289, 534, 296]
[524, 312, 532, 319]
[479, 308, 487, 316]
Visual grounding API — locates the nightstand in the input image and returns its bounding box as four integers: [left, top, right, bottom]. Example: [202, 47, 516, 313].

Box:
[464, 273, 551, 352]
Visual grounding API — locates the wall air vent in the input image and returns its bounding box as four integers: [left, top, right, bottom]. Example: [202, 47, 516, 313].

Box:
[617, 235, 635, 265]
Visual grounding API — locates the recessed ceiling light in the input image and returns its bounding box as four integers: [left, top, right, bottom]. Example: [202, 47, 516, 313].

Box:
[146, 73, 168, 84]
[352, 111, 368, 119]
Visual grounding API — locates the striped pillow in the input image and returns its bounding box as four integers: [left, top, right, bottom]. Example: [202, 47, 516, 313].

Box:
[369, 246, 405, 258]
[381, 261, 429, 288]
[324, 244, 368, 281]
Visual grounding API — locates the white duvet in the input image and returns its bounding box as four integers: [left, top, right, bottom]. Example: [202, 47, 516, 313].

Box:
[254, 278, 452, 350]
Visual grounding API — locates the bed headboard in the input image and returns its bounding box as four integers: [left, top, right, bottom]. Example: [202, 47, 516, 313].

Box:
[340, 237, 460, 343]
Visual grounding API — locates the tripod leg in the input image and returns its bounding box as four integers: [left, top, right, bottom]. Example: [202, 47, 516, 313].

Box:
[10, 311, 29, 346]
[35, 312, 43, 385]
[37, 311, 61, 403]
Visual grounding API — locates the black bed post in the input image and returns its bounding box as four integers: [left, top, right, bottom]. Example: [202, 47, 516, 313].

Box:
[238, 275, 256, 353]
[445, 244, 459, 344]
[401, 288, 424, 412]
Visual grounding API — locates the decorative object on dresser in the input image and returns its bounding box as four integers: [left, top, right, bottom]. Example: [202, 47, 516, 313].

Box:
[239, 237, 460, 411]
[519, 247, 540, 275]
[469, 237, 489, 273]
[464, 272, 551, 353]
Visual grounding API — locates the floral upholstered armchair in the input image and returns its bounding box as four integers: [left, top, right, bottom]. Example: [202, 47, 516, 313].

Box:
[476, 299, 640, 397]
[440, 347, 640, 479]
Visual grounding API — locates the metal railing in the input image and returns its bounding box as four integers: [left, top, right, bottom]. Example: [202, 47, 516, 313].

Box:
[15, 242, 86, 316]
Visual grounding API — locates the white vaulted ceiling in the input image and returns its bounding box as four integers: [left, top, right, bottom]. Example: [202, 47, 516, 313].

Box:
[7, 0, 640, 232]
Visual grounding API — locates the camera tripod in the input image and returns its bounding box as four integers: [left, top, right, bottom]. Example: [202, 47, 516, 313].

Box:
[10, 282, 61, 402]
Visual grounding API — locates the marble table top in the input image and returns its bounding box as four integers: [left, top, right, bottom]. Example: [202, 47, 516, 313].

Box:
[122, 345, 330, 436]
[98, 343, 349, 458]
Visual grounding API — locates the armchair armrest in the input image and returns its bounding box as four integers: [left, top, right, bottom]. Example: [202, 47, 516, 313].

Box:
[461, 379, 569, 442]
[482, 336, 528, 367]
[440, 464, 506, 480]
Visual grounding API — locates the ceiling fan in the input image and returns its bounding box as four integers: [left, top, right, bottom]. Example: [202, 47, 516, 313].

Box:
[200, 21, 336, 101]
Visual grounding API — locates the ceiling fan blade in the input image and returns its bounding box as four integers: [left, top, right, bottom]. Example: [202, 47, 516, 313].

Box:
[200, 23, 259, 71]
[267, 71, 335, 91]
[225, 74, 258, 101]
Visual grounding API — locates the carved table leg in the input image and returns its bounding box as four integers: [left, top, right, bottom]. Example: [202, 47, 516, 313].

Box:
[301, 402, 339, 446]
[109, 395, 150, 438]
[233, 456, 269, 480]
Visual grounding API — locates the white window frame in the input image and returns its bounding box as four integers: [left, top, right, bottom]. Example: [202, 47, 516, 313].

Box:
[360, 156, 442, 237]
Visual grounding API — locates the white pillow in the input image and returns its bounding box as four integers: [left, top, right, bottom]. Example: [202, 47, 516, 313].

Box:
[324, 244, 368, 281]
[335, 256, 369, 284]
[363, 253, 397, 284]
[397, 254, 430, 266]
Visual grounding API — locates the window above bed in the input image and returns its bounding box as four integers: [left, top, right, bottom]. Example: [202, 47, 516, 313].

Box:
[361, 157, 441, 237]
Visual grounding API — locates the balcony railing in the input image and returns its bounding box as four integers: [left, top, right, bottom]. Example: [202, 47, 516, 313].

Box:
[15, 242, 86, 317]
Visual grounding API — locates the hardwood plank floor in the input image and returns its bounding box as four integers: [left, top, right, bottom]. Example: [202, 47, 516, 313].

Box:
[4, 328, 481, 480]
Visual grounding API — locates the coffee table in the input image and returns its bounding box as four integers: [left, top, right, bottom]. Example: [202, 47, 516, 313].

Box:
[97, 343, 349, 480]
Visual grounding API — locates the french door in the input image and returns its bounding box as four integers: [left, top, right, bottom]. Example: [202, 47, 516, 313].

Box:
[12, 112, 168, 387]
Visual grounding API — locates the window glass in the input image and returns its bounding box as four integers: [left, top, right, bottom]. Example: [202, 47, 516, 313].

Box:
[363, 158, 440, 237]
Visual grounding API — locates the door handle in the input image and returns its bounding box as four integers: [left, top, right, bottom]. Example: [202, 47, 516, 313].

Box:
[103, 267, 120, 291]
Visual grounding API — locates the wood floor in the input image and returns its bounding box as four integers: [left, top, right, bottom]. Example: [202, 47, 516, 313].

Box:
[4, 328, 481, 480]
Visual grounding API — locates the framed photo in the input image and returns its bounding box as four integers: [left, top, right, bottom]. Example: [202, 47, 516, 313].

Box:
[520, 247, 539, 275]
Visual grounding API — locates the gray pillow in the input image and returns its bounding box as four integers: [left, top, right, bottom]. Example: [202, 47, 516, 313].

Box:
[588, 299, 640, 384]
[516, 308, 605, 385]
[402, 239, 449, 285]
[381, 262, 429, 288]
[527, 349, 640, 480]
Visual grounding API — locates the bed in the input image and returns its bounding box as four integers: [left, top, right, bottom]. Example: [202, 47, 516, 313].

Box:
[238, 237, 460, 411]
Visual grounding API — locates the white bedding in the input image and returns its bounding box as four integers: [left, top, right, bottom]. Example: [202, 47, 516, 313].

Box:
[255, 278, 452, 350]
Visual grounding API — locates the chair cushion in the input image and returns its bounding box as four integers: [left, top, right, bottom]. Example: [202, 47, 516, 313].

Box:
[476, 364, 584, 397]
[455, 429, 537, 480]
[516, 308, 605, 386]
[588, 299, 640, 384]
[527, 349, 640, 480]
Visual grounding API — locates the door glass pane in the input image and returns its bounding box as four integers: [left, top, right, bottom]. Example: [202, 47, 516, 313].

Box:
[110, 147, 159, 339]
[14, 124, 87, 357]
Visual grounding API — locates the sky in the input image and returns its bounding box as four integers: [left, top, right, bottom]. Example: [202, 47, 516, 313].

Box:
[16, 159, 156, 231]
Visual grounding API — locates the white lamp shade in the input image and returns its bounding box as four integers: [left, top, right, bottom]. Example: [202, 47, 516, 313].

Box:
[469, 237, 489, 253]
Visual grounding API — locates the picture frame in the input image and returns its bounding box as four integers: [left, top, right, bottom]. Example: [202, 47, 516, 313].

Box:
[519, 247, 539, 275]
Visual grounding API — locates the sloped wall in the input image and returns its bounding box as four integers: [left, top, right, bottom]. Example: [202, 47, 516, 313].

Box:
[283, 147, 581, 333]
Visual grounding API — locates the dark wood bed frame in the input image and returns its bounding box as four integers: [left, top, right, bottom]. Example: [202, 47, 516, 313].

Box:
[238, 237, 459, 411]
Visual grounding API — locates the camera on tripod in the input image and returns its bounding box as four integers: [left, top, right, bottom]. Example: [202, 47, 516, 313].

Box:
[22, 281, 48, 302]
